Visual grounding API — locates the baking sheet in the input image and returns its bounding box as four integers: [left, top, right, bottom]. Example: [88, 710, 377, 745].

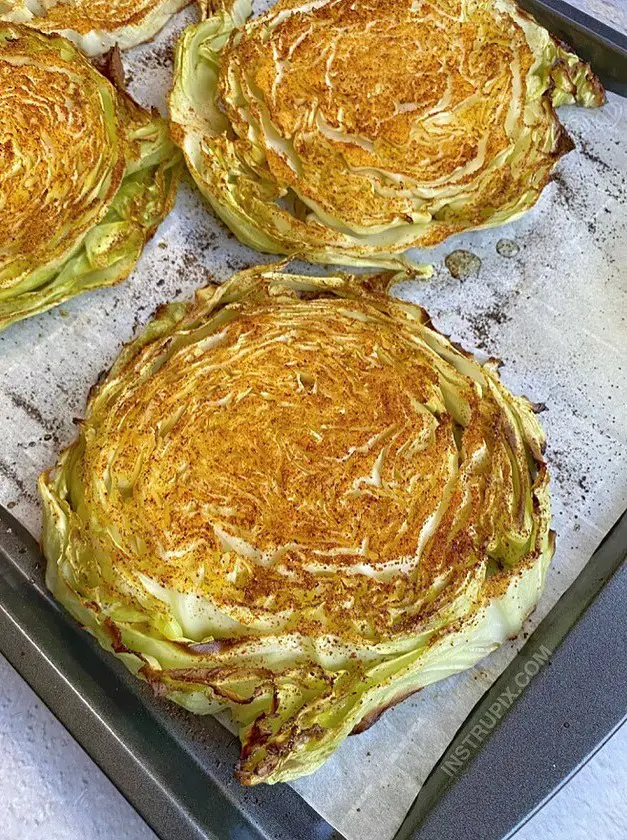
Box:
[0, 9, 626, 840]
[568, 0, 627, 34]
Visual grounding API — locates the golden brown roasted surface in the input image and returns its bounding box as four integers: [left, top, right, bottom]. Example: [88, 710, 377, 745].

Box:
[0, 24, 123, 289]
[75, 279, 542, 640]
[15, 0, 181, 31]
[0, 0, 192, 53]
[41, 265, 554, 784]
[0, 23, 182, 328]
[170, 0, 604, 267]
[222, 0, 545, 239]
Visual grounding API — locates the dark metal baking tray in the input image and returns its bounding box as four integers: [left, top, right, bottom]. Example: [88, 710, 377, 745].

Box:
[1, 3, 626, 840]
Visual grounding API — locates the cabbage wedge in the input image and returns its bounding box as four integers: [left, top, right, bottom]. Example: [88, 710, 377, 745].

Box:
[0, 25, 182, 330]
[170, 0, 603, 269]
[0, 0, 192, 55]
[40, 264, 554, 785]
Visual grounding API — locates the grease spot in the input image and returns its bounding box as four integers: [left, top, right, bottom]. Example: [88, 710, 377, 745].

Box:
[496, 238, 520, 258]
[444, 250, 481, 279]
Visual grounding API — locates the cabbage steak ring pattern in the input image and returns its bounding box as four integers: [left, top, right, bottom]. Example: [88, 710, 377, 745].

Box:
[0, 0, 193, 55]
[169, 0, 604, 270]
[40, 265, 554, 785]
[0, 24, 182, 330]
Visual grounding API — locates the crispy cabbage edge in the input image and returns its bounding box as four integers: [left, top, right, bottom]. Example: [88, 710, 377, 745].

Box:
[39, 264, 555, 785]
[0, 28, 183, 331]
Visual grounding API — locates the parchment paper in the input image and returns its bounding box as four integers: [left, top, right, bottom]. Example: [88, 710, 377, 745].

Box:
[0, 10, 625, 840]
